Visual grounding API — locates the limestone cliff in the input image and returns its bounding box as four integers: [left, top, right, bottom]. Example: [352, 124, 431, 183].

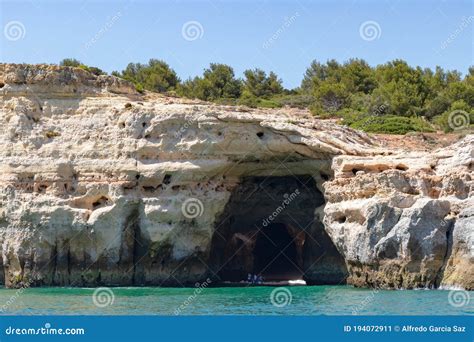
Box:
[0, 64, 472, 289]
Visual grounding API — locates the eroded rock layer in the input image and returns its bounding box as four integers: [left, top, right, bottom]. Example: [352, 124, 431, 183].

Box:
[0, 64, 472, 289]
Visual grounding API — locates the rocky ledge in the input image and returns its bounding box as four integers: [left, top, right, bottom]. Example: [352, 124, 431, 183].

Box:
[0, 64, 472, 289]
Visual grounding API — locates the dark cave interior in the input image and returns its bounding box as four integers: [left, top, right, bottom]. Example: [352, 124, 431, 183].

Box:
[209, 175, 348, 284]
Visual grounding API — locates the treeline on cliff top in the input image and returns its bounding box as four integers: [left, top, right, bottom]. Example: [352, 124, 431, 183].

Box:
[60, 58, 474, 134]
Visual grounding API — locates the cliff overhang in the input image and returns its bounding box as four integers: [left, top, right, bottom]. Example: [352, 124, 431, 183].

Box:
[0, 64, 472, 290]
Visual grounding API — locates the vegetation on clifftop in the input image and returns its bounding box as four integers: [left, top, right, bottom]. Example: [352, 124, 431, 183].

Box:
[59, 58, 474, 134]
[60, 58, 106, 76]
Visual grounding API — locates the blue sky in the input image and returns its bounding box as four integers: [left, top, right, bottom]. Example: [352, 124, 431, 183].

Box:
[1, 0, 472, 88]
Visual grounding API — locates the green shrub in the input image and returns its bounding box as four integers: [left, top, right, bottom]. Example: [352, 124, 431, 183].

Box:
[59, 58, 105, 76]
[78, 64, 105, 76]
[237, 92, 281, 108]
[237, 93, 259, 108]
[134, 83, 144, 93]
[113, 59, 179, 93]
[272, 94, 315, 109]
[257, 98, 281, 108]
[311, 81, 350, 114]
[59, 58, 81, 67]
[243, 69, 284, 98]
[214, 98, 238, 106]
[345, 115, 435, 134]
[58, 57, 473, 135]
[433, 104, 474, 133]
[178, 63, 242, 101]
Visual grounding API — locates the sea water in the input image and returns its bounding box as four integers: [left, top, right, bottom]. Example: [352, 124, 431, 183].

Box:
[0, 286, 472, 315]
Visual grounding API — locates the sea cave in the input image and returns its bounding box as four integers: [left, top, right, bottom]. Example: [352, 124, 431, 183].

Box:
[209, 175, 348, 285]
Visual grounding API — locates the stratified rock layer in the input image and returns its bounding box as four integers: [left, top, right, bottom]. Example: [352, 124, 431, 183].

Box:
[324, 137, 473, 289]
[0, 64, 472, 289]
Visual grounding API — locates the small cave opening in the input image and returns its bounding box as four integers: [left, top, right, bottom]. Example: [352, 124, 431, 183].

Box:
[208, 175, 347, 285]
[92, 196, 111, 210]
[163, 174, 172, 185]
[395, 164, 408, 171]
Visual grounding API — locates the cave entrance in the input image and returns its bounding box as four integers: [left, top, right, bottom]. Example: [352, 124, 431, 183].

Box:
[209, 175, 348, 285]
[253, 223, 302, 280]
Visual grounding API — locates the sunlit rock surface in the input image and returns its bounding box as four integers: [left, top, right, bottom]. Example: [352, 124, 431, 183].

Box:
[0, 64, 472, 289]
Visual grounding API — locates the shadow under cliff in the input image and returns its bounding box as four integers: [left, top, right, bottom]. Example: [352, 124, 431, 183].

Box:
[208, 175, 348, 285]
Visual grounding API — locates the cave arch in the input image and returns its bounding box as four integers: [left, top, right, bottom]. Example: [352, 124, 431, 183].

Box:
[209, 175, 348, 284]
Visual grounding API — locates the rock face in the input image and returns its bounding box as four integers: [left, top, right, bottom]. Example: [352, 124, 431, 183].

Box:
[0, 64, 472, 289]
[324, 137, 473, 289]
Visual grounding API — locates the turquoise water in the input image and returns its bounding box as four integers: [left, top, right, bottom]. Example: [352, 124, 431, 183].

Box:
[0, 286, 472, 315]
